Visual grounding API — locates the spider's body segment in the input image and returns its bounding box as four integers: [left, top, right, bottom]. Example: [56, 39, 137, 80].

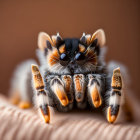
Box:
[10, 29, 132, 124]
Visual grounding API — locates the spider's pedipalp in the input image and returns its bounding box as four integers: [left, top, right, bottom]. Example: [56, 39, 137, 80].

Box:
[61, 75, 74, 103]
[73, 74, 86, 103]
[50, 76, 69, 106]
[31, 64, 50, 123]
[107, 67, 122, 123]
[87, 74, 103, 108]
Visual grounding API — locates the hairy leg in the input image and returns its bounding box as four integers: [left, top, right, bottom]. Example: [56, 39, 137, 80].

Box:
[73, 74, 86, 102]
[31, 64, 50, 123]
[107, 67, 122, 123]
[50, 76, 69, 107]
[106, 61, 134, 123]
[73, 74, 87, 109]
[87, 74, 105, 108]
[10, 60, 36, 109]
[61, 75, 73, 103]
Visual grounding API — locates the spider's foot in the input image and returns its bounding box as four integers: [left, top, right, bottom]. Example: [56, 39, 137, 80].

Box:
[87, 74, 102, 108]
[107, 67, 122, 123]
[40, 105, 50, 123]
[54, 85, 69, 106]
[51, 77, 69, 106]
[90, 84, 102, 108]
[18, 101, 32, 109]
[107, 105, 119, 123]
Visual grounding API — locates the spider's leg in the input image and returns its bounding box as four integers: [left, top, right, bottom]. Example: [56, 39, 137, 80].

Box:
[61, 75, 74, 103]
[31, 64, 50, 123]
[73, 74, 86, 103]
[87, 74, 104, 108]
[50, 76, 69, 106]
[9, 60, 36, 109]
[107, 67, 122, 123]
[73, 74, 87, 109]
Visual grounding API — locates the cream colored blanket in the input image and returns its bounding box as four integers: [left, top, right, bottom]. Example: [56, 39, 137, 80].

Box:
[0, 95, 140, 140]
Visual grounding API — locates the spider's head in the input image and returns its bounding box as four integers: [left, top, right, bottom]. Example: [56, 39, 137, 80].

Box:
[38, 29, 106, 74]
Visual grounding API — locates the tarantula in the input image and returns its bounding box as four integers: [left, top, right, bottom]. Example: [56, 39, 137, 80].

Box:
[10, 29, 132, 123]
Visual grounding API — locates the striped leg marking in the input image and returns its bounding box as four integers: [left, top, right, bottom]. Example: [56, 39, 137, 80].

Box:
[73, 74, 86, 102]
[31, 64, 50, 123]
[61, 75, 73, 103]
[107, 67, 122, 123]
[50, 76, 69, 106]
[87, 74, 102, 108]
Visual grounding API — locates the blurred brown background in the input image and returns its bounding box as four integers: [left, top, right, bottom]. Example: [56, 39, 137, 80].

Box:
[0, 0, 140, 99]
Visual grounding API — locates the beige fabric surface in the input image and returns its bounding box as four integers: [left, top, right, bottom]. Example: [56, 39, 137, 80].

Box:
[0, 94, 140, 140]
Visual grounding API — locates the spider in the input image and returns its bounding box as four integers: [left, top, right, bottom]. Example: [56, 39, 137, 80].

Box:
[10, 29, 132, 123]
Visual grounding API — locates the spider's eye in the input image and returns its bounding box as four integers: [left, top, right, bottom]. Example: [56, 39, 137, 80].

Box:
[60, 53, 69, 66]
[60, 53, 68, 61]
[75, 52, 85, 65]
[75, 52, 85, 61]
